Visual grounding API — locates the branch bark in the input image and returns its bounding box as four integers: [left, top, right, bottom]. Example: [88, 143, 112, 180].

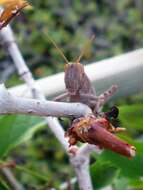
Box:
[70, 154, 92, 190]
[0, 84, 92, 117]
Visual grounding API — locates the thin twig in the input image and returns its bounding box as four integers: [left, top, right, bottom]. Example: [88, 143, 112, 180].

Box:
[0, 168, 25, 190]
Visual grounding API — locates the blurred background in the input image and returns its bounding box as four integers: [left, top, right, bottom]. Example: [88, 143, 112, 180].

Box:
[0, 1, 143, 189]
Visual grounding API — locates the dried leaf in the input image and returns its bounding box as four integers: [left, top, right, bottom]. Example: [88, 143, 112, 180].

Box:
[66, 116, 136, 158]
[0, 0, 30, 29]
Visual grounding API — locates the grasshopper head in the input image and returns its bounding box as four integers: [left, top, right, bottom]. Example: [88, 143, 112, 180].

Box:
[64, 62, 84, 94]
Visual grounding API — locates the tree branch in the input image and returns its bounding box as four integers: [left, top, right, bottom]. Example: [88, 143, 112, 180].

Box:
[78, 144, 102, 157]
[70, 153, 93, 190]
[0, 84, 92, 117]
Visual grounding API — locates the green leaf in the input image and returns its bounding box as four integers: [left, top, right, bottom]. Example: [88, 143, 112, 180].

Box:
[119, 104, 143, 131]
[0, 115, 17, 157]
[113, 177, 128, 190]
[90, 161, 119, 189]
[97, 140, 143, 179]
[129, 179, 143, 189]
[0, 178, 10, 190]
[0, 115, 43, 158]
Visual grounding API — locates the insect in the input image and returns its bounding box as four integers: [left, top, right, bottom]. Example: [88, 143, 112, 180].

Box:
[0, 0, 30, 30]
[49, 35, 118, 113]
[99, 106, 125, 133]
[104, 106, 121, 128]
[105, 106, 119, 119]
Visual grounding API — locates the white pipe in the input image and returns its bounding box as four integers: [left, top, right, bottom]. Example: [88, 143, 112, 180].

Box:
[9, 49, 143, 99]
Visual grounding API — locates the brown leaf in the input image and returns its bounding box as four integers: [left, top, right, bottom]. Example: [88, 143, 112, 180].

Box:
[66, 116, 136, 158]
[0, 0, 30, 29]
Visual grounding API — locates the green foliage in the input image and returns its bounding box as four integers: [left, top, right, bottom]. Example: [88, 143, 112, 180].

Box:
[97, 145, 143, 178]
[113, 178, 128, 190]
[0, 178, 10, 190]
[90, 161, 119, 189]
[9, 126, 71, 189]
[119, 104, 143, 131]
[0, 115, 42, 157]
[91, 139, 143, 189]
[129, 179, 143, 189]
[0, 115, 17, 157]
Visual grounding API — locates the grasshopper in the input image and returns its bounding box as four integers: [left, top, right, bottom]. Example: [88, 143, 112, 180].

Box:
[47, 35, 126, 150]
[46, 34, 118, 113]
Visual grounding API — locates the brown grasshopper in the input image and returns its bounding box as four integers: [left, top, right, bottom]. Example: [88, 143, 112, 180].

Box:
[47, 35, 127, 151]
[49, 36, 118, 114]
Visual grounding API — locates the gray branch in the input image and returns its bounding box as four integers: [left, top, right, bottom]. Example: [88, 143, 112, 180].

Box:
[0, 84, 92, 117]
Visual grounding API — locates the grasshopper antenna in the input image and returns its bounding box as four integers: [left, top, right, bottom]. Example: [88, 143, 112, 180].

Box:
[43, 30, 69, 64]
[75, 35, 95, 63]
